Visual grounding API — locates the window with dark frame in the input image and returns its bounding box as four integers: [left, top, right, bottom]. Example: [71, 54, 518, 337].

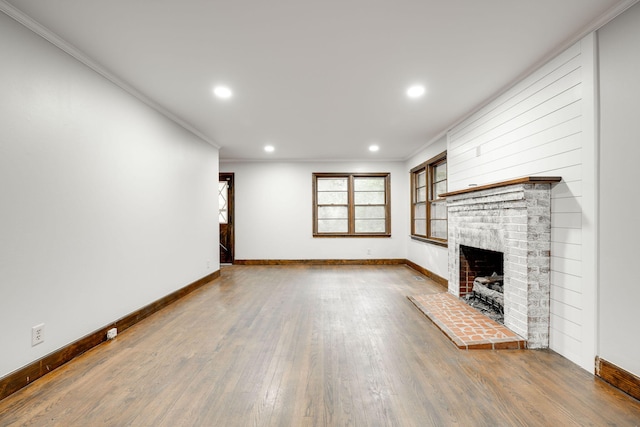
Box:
[313, 172, 391, 237]
[411, 152, 447, 243]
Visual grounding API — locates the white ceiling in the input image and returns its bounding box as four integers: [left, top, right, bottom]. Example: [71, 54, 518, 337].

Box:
[3, 0, 633, 161]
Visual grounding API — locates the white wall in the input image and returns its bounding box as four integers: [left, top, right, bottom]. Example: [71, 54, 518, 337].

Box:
[0, 12, 219, 377]
[4, 0, 636, 385]
[405, 135, 449, 279]
[445, 36, 598, 369]
[219, 161, 408, 260]
[597, 2, 640, 377]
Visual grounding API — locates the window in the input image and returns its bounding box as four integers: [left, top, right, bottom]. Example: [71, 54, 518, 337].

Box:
[218, 180, 228, 224]
[313, 173, 391, 237]
[411, 152, 447, 244]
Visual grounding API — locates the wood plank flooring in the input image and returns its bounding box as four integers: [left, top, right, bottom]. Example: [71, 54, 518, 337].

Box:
[1, 265, 639, 426]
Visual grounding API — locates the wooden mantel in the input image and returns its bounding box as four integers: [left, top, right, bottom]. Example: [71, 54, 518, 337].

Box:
[440, 176, 562, 198]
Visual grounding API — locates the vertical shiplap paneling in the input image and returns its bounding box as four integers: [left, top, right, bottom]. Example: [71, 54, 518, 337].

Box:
[447, 41, 587, 366]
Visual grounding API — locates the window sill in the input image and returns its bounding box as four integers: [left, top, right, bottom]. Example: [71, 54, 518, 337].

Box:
[314, 233, 391, 238]
[410, 235, 448, 247]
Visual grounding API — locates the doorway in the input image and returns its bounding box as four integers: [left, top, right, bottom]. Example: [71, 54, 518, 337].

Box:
[219, 173, 234, 264]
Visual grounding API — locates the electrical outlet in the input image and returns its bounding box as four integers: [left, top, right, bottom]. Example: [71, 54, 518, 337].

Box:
[32, 323, 45, 346]
[207, 260, 211, 269]
[106, 328, 118, 340]
[367, 248, 372, 255]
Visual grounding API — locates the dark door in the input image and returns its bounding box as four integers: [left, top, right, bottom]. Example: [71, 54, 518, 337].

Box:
[219, 173, 234, 264]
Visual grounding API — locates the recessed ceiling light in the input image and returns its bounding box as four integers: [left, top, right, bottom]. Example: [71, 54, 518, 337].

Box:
[406, 84, 425, 99]
[264, 145, 275, 153]
[213, 86, 233, 99]
[369, 145, 380, 152]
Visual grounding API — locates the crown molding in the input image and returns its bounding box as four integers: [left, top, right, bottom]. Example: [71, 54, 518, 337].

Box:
[0, 0, 220, 149]
[219, 156, 407, 164]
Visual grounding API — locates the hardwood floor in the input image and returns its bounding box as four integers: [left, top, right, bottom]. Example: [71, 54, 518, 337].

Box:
[1, 265, 639, 426]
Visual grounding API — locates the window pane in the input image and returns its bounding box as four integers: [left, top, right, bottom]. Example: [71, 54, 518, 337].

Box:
[317, 191, 348, 205]
[318, 206, 348, 219]
[430, 219, 447, 239]
[433, 181, 447, 199]
[414, 203, 426, 220]
[355, 206, 385, 219]
[430, 201, 447, 220]
[414, 219, 426, 236]
[354, 191, 385, 205]
[417, 170, 426, 188]
[434, 163, 447, 182]
[318, 219, 348, 233]
[317, 178, 348, 191]
[354, 177, 385, 191]
[218, 181, 228, 224]
[416, 187, 426, 203]
[355, 219, 386, 233]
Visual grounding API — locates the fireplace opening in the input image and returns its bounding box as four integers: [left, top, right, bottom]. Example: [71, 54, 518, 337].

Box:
[459, 245, 504, 324]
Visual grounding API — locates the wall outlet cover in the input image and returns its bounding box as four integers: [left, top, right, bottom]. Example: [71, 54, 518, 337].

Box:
[107, 328, 118, 340]
[32, 323, 45, 346]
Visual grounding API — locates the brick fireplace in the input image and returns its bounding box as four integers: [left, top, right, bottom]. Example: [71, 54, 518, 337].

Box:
[443, 177, 561, 349]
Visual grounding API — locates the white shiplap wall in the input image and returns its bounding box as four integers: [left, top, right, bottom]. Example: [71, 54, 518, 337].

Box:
[446, 38, 596, 368]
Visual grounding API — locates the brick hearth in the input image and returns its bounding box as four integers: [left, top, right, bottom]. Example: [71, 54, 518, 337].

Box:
[409, 293, 526, 350]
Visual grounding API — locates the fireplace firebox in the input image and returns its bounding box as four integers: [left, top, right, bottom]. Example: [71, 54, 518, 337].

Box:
[460, 245, 505, 323]
[459, 245, 504, 298]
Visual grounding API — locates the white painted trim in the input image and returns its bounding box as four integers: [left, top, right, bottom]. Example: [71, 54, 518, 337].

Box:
[220, 157, 406, 164]
[580, 32, 599, 371]
[0, 0, 221, 149]
[593, 31, 602, 362]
